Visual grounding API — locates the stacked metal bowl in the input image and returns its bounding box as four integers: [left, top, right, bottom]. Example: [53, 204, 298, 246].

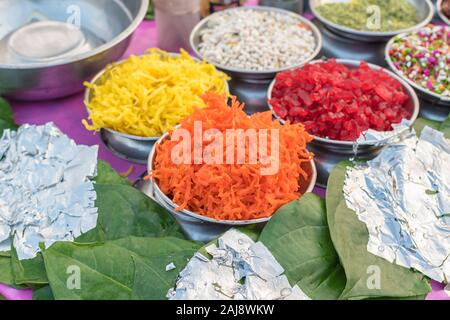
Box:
[145, 132, 317, 242]
[309, 0, 434, 66]
[0, 0, 149, 100]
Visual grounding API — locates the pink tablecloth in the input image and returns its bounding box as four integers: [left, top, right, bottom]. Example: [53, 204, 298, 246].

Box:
[2, 5, 449, 300]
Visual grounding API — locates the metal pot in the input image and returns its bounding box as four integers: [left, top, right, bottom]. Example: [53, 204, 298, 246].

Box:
[267, 59, 421, 187]
[309, 0, 434, 42]
[144, 131, 317, 242]
[437, 0, 450, 25]
[259, 0, 304, 14]
[84, 52, 229, 164]
[0, 0, 148, 101]
[190, 6, 322, 113]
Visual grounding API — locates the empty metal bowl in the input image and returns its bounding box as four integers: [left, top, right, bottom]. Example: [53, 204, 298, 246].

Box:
[310, 0, 434, 42]
[84, 52, 230, 164]
[190, 6, 322, 113]
[385, 29, 450, 121]
[267, 59, 420, 187]
[145, 132, 317, 242]
[0, 0, 148, 101]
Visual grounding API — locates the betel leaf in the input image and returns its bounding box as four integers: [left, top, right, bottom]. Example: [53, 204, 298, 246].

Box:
[77, 184, 184, 243]
[326, 163, 431, 300]
[32, 285, 54, 300]
[10, 182, 184, 287]
[259, 193, 346, 300]
[0, 97, 18, 135]
[331, 201, 431, 300]
[10, 249, 48, 286]
[0, 255, 14, 287]
[94, 160, 130, 186]
[440, 114, 450, 139]
[42, 236, 199, 300]
[413, 117, 442, 136]
[326, 160, 352, 220]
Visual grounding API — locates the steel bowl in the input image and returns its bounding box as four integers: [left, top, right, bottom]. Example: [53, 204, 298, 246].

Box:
[0, 0, 148, 101]
[310, 0, 434, 42]
[190, 6, 322, 113]
[437, 0, 450, 25]
[84, 59, 159, 164]
[267, 59, 420, 187]
[313, 19, 388, 67]
[145, 132, 317, 242]
[84, 53, 230, 164]
[385, 29, 450, 121]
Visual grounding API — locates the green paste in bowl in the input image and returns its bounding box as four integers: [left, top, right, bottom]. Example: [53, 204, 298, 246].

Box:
[316, 0, 420, 32]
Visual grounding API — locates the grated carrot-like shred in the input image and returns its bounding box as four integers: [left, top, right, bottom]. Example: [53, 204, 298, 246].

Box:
[152, 93, 314, 221]
[83, 49, 229, 137]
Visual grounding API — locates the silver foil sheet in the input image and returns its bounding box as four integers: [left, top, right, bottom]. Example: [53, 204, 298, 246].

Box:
[167, 229, 310, 300]
[344, 126, 450, 283]
[356, 120, 412, 146]
[0, 123, 98, 260]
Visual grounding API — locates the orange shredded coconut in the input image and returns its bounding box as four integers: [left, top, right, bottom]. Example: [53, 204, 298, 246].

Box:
[152, 93, 313, 221]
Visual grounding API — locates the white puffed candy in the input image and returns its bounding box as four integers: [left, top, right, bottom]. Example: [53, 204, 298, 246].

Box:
[198, 10, 316, 71]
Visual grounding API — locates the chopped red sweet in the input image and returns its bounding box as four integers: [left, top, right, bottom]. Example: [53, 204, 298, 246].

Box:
[269, 59, 412, 141]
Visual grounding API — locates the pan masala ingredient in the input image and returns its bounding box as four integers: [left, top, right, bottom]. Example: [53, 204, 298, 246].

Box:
[269, 60, 412, 141]
[152, 93, 313, 221]
[388, 25, 450, 97]
[83, 49, 229, 137]
[316, 0, 420, 32]
[198, 9, 316, 71]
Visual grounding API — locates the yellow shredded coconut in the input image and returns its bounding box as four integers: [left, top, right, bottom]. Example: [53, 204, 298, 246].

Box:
[83, 49, 229, 137]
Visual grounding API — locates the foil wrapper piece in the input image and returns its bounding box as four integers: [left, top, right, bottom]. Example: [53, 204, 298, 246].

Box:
[167, 229, 310, 300]
[344, 127, 450, 283]
[0, 123, 99, 260]
[356, 120, 412, 146]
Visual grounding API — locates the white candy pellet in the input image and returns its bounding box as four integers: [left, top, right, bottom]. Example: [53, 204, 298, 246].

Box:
[198, 10, 316, 71]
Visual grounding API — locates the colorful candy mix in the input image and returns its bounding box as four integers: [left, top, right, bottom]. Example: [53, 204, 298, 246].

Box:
[388, 25, 450, 97]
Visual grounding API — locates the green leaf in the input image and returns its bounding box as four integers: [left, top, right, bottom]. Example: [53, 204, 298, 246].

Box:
[0, 97, 18, 135]
[439, 114, 450, 139]
[330, 200, 431, 300]
[94, 160, 130, 186]
[10, 249, 48, 286]
[77, 184, 184, 243]
[326, 164, 431, 300]
[32, 285, 54, 300]
[259, 193, 346, 300]
[413, 117, 442, 136]
[326, 161, 352, 220]
[9, 182, 184, 287]
[42, 237, 199, 300]
[0, 255, 14, 286]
